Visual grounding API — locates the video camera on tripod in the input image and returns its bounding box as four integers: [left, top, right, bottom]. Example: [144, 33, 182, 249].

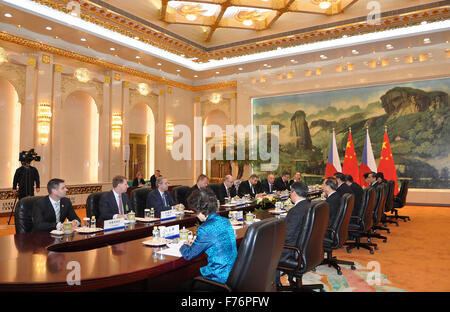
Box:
[19, 149, 41, 163]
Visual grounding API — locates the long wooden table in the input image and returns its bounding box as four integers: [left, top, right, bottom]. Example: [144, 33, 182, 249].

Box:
[0, 204, 265, 291]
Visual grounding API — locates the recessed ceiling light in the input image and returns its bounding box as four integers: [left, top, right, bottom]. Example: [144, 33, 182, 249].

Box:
[16, 24, 22, 28]
[423, 38, 431, 44]
[194, 75, 198, 78]
[80, 38, 86, 41]
[176, 69, 181, 72]
[352, 49, 359, 55]
[45, 26, 52, 31]
[238, 67, 243, 71]
[215, 71, 220, 74]
[136, 56, 140, 59]
[421, 21, 427, 25]
[386, 44, 394, 50]
[320, 54, 327, 59]
[110, 47, 115, 51]
[263, 64, 268, 67]
[134, 36, 139, 40]
[157, 63, 162, 66]
[4, 13, 12, 18]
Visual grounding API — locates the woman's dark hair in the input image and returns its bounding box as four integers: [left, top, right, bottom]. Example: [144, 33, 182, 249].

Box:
[187, 188, 218, 216]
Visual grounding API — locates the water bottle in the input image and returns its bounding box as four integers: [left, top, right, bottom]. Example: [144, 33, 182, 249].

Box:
[152, 226, 159, 238]
[228, 212, 233, 222]
[90, 216, 96, 228]
[150, 208, 155, 218]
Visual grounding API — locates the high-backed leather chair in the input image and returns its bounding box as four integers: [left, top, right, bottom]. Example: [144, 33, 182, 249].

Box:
[208, 183, 221, 200]
[188, 217, 286, 292]
[365, 184, 388, 243]
[345, 187, 378, 254]
[383, 181, 398, 227]
[15, 196, 44, 234]
[277, 200, 330, 292]
[391, 180, 410, 222]
[322, 193, 356, 275]
[172, 186, 191, 207]
[130, 187, 153, 217]
[86, 191, 109, 220]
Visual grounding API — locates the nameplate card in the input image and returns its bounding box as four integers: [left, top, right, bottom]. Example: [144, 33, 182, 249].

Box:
[162, 224, 180, 239]
[104, 218, 125, 231]
[161, 209, 177, 221]
[231, 211, 244, 221]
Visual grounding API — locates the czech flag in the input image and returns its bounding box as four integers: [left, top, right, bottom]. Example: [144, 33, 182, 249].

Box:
[342, 129, 360, 185]
[325, 129, 342, 178]
[359, 128, 377, 187]
[378, 128, 399, 195]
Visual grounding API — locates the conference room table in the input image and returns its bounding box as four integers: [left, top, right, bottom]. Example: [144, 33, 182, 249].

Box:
[0, 190, 322, 291]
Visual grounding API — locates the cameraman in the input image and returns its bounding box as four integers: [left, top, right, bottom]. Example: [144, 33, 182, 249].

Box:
[12, 161, 40, 199]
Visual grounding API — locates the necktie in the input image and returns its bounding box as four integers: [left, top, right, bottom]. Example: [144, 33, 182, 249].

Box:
[226, 186, 230, 197]
[163, 192, 168, 207]
[55, 201, 60, 223]
[118, 195, 124, 214]
[251, 184, 254, 195]
[269, 184, 272, 193]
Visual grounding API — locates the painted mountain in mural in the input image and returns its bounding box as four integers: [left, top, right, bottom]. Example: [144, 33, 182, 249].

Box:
[253, 78, 450, 189]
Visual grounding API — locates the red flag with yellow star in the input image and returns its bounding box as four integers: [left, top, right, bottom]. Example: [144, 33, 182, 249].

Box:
[342, 129, 360, 185]
[377, 128, 399, 195]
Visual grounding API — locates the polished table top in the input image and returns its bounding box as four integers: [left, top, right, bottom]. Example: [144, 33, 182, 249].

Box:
[0, 204, 272, 291]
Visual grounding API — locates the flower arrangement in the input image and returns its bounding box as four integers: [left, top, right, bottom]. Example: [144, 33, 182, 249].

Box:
[256, 196, 276, 209]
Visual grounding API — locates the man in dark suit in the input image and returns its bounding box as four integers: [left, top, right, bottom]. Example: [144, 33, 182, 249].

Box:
[344, 174, 363, 216]
[261, 173, 276, 194]
[274, 172, 291, 191]
[364, 172, 378, 187]
[32, 178, 80, 232]
[150, 170, 161, 189]
[98, 175, 131, 222]
[237, 174, 262, 198]
[216, 175, 236, 204]
[276, 181, 311, 286]
[146, 177, 175, 215]
[289, 171, 304, 189]
[334, 172, 354, 196]
[323, 177, 341, 227]
[375, 172, 388, 184]
[186, 174, 209, 200]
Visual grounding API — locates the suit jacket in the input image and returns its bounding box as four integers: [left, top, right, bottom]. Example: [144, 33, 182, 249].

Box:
[216, 183, 237, 204]
[32, 196, 80, 232]
[274, 177, 289, 191]
[98, 190, 131, 222]
[280, 199, 311, 261]
[261, 179, 276, 194]
[146, 189, 175, 215]
[13, 166, 40, 198]
[326, 191, 342, 227]
[336, 183, 354, 197]
[150, 175, 157, 188]
[237, 180, 262, 198]
[350, 182, 364, 217]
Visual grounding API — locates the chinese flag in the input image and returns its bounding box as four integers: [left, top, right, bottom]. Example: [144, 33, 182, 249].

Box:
[342, 130, 360, 185]
[377, 129, 399, 195]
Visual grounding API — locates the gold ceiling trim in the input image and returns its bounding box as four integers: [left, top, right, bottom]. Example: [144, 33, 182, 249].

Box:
[0, 32, 236, 92]
[14, 1, 450, 61]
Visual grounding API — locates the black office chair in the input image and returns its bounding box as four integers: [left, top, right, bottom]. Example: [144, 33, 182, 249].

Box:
[130, 187, 153, 217]
[172, 186, 191, 207]
[364, 184, 388, 243]
[208, 183, 221, 199]
[345, 187, 378, 254]
[382, 181, 399, 227]
[322, 193, 356, 275]
[15, 196, 44, 234]
[188, 217, 286, 292]
[86, 191, 109, 220]
[277, 201, 330, 292]
[391, 180, 410, 222]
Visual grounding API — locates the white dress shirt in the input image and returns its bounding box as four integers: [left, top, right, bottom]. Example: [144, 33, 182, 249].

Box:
[112, 189, 124, 219]
[49, 196, 79, 229]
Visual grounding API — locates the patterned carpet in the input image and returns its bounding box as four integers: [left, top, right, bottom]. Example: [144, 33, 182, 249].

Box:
[281, 261, 407, 292]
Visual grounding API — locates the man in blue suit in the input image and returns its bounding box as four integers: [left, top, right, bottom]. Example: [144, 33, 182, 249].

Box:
[146, 177, 175, 216]
[98, 175, 132, 222]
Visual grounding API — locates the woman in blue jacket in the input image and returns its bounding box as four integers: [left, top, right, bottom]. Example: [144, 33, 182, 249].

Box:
[179, 188, 237, 291]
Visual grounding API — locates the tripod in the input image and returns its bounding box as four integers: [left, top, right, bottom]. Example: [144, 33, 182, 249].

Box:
[7, 194, 19, 226]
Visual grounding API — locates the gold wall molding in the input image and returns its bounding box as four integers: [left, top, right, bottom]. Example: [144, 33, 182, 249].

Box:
[0, 32, 236, 92]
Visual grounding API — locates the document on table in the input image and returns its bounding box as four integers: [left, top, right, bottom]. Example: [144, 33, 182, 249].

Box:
[156, 241, 185, 258]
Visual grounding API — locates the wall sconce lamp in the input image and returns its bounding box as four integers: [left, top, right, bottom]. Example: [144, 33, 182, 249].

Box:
[137, 82, 151, 96]
[166, 121, 174, 151]
[112, 113, 122, 148]
[38, 102, 52, 145]
[0, 47, 7, 65]
[209, 93, 222, 104]
[74, 67, 91, 83]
